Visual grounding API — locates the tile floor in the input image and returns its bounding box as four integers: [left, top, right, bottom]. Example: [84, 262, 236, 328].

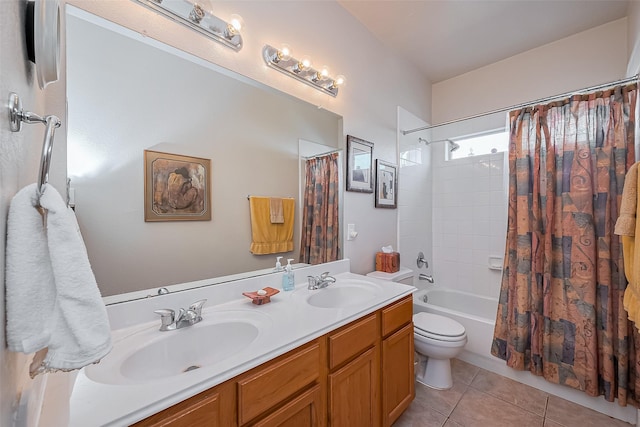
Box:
[393, 359, 633, 427]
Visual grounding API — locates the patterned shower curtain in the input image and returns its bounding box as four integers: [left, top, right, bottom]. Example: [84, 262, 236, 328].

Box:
[492, 83, 639, 405]
[299, 152, 340, 264]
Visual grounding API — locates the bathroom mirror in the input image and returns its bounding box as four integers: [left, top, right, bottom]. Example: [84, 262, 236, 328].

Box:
[66, 6, 342, 299]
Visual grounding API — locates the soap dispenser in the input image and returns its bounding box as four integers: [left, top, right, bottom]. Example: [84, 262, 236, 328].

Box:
[274, 256, 283, 272]
[282, 258, 295, 291]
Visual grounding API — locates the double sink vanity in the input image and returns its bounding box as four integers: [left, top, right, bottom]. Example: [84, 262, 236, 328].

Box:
[69, 260, 416, 426]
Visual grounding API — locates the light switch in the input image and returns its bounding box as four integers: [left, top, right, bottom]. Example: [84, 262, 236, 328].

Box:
[347, 223, 358, 240]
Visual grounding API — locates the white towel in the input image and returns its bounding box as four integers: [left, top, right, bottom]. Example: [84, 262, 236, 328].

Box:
[6, 184, 112, 377]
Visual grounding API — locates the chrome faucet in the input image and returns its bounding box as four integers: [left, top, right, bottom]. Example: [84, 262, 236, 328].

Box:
[419, 273, 434, 283]
[307, 272, 336, 290]
[154, 299, 207, 331]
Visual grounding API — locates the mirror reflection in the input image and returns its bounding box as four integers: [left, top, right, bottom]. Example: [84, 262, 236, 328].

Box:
[66, 7, 343, 298]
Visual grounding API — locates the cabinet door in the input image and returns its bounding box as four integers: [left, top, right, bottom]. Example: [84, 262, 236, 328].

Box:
[328, 346, 380, 427]
[252, 384, 324, 427]
[382, 322, 415, 427]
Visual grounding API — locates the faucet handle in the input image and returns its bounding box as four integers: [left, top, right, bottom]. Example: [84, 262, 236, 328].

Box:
[154, 309, 175, 328]
[320, 272, 336, 283]
[189, 299, 207, 317]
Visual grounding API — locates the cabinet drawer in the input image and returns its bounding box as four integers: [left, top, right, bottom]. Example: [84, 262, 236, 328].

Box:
[238, 343, 320, 425]
[381, 295, 413, 337]
[328, 313, 378, 370]
[133, 389, 220, 427]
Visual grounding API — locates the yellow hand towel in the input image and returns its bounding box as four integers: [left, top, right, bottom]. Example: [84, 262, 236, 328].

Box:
[615, 162, 640, 328]
[269, 198, 284, 224]
[249, 196, 294, 255]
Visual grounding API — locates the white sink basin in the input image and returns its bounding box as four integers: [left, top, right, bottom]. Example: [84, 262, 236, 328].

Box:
[306, 280, 382, 308]
[85, 310, 270, 385]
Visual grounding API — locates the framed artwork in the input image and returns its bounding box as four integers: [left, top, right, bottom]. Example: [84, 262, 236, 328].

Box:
[346, 135, 374, 193]
[144, 150, 211, 221]
[375, 159, 397, 209]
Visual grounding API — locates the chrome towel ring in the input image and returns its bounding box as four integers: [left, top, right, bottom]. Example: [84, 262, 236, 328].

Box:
[8, 92, 62, 226]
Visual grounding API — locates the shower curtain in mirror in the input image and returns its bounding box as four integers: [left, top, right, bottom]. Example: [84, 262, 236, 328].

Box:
[299, 152, 340, 265]
[492, 83, 639, 405]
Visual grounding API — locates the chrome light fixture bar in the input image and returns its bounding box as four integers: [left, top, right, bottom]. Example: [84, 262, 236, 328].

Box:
[135, 0, 243, 51]
[262, 45, 345, 97]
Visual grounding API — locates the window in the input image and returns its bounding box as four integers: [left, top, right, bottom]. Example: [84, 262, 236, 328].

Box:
[449, 130, 509, 160]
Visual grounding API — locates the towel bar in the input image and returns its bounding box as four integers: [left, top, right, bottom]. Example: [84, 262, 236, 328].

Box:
[247, 195, 295, 200]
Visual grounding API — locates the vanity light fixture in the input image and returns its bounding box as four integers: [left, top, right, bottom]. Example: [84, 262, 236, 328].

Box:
[262, 45, 346, 97]
[135, 0, 243, 51]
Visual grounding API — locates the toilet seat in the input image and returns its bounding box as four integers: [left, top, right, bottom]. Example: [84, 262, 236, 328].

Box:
[413, 312, 466, 342]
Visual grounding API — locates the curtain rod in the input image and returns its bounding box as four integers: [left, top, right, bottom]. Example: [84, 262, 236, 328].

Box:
[402, 74, 639, 135]
[302, 148, 342, 160]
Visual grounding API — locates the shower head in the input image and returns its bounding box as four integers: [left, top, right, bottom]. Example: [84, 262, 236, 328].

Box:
[419, 137, 460, 152]
[447, 140, 460, 152]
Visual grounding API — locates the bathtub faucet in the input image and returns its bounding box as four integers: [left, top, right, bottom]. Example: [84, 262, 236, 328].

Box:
[419, 273, 434, 283]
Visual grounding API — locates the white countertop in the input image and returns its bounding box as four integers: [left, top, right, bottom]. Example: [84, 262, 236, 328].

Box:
[69, 260, 415, 426]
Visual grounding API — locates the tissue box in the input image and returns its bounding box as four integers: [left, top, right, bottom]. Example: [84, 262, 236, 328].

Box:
[375, 252, 400, 273]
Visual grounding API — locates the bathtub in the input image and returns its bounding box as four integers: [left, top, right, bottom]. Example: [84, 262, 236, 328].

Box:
[413, 287, 498, 357]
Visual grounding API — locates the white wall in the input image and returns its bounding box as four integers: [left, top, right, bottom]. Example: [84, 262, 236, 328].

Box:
[0, 1, 67, 425]
[432, 18, 628, 124]
[68, 0, 432, 277]
[629, 1, 640, 76]
[398, 107, 433, 284]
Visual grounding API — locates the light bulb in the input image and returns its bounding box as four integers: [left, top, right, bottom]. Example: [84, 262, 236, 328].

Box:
[229, 14, 244, 32]
[328, 75, 346, 90]
[293, 55, 311, 73]
[312, 66, 330, 82]
[279, 44, 292, 61]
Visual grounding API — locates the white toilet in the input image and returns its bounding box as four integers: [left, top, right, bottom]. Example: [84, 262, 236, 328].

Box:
[413, 312, 466, 389]
[366, 267, 467, 390]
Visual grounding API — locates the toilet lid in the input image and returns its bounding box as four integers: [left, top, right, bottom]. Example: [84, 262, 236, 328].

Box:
[413, 312, 466, 339]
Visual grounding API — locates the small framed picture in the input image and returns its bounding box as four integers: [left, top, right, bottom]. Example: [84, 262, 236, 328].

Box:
[375, 159, 397, 209]
[346, 135, 374, 193]
[144, 150, 211, 221]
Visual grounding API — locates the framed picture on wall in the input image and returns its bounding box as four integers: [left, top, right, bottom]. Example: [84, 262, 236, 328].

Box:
[144, 150, 212, 221]
[346, 135, 374, 193]
[375, 159, 397, 209]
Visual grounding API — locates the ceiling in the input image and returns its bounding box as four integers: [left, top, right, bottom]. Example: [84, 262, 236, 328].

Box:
[338, 0, 630, 83]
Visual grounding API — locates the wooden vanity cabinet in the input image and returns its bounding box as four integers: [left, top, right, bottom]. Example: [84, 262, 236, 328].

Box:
[381, 296, 415, 427]
[135, 295, 414, 427]
[327, 313, 380, 427]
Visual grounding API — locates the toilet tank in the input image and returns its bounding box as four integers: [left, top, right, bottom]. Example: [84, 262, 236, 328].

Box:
[366, 267, 414, 285]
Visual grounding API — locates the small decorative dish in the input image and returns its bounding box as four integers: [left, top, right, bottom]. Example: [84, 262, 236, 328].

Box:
[242, 287, 280, 305]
